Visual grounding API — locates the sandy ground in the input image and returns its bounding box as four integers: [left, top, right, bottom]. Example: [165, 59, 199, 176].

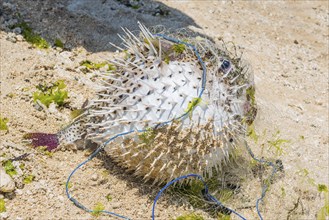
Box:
[0, 0, 328, 219]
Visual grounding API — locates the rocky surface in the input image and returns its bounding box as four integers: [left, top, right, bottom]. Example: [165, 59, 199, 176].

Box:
[0, 0, 328, 219]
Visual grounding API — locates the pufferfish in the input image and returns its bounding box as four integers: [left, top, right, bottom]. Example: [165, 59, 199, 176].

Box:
[25, 23, 257, 185]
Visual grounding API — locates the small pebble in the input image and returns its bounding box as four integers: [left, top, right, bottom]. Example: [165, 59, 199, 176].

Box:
[6, 33, 17, 43]
[58, 195, 64, 202]
[0, 212, 9, 220]
[15, 189, 23, 195]
[91, 174, 98, 181]
[48, 103, 58, 114]
[112, 202, 120, 209]
[48, 193, 54, 199]
[55, 47, 63, 52]
[16, 35, 24, 42]
[12, 27, 21, 34]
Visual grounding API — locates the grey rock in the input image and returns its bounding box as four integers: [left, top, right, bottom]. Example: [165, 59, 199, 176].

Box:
[3, 2, 15, 11]
[12, 27, 21, 34]
[5, 18, 18, 27]
[0, 167, 15, 193]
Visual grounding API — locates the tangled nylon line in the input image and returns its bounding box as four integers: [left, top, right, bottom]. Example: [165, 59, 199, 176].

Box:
[65, 33, 279, 220]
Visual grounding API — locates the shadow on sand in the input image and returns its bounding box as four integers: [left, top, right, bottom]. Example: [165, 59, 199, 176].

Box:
[2, 0, 202, 52]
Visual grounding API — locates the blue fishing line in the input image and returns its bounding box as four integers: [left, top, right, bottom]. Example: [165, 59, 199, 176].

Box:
[65, 32, 277, 220]
[244, 141, 278, 220]
[151, 174, 246, 220]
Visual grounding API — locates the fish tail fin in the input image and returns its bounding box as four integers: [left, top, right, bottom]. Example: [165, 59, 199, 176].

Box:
[24, 119, 87, 151]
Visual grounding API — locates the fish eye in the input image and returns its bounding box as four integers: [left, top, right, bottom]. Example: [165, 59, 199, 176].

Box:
[219, 59, 233, 75]
[220, 59, 231, 70]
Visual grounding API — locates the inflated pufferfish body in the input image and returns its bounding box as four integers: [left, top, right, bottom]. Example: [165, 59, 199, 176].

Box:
[26, 23, 257, 185]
